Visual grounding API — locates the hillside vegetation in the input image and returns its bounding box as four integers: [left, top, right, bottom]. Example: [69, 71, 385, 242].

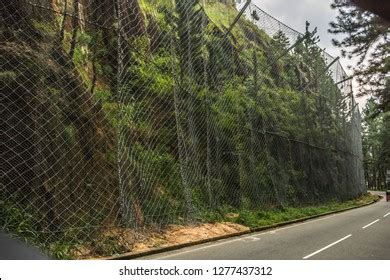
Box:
[1, 0, 365, 258]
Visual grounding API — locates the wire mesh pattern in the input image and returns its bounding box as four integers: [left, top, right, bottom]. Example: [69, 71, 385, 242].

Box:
[1, 0, 365, 257]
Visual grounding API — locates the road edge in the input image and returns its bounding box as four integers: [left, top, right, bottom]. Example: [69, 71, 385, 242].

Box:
[99, 195, 381, 260]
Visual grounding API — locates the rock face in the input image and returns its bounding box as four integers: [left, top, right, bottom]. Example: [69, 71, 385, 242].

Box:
[1, 0, 118, 233]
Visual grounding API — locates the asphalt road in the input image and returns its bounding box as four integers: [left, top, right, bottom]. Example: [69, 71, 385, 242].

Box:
[0, 232, 48, 260]
[141, 191, 390, 260]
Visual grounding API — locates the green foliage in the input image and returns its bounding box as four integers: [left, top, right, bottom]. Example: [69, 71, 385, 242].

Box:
[49, 241, 74, 260]
[204, 1, 239, 28]
[362, 98, 389, 189]
[200, 193, 376, 228]
[0, 195, 74, 259]
[0, 197, 41, 243]
[0, 71, 17, 83]
[32, 20, 56, 39]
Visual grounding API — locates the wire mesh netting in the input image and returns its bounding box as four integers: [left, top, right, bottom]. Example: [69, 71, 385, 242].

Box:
[1, 0, 365, 258]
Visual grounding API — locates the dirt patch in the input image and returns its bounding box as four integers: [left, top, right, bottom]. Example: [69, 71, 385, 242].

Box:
[133, 222, 249, 253]
[74, 222, 249, 259]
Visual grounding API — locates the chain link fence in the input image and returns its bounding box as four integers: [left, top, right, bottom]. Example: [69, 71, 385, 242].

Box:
[1, 0, 365, 258]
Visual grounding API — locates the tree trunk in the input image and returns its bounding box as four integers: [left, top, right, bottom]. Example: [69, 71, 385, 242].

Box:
[58, 0, 68, 46]
[69, 0, 79, 59]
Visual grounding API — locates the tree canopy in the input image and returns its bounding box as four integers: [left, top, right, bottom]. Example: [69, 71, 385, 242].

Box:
[362, 98, 389, 189]
[329, 0, 389, 113]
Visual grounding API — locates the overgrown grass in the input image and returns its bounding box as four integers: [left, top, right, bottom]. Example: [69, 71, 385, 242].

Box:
[204, 2, 239, 28]
[0, 197, 79, 259]
[200, 193, 379, 228]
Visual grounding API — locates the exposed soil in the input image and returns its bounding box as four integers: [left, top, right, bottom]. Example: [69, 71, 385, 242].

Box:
[73, 222, 249, 259]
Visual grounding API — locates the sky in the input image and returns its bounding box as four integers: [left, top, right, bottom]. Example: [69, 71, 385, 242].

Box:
[250, 0, 366, 108]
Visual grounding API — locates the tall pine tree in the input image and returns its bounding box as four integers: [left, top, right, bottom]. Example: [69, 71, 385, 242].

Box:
[329, 0, 389, 113]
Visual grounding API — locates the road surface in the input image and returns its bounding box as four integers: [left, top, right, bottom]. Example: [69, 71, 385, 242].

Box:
[140, 191, 390, 260]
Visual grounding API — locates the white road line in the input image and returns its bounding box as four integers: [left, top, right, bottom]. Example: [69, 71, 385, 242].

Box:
[362, 219, 380, 229]
[153, 214, 346, 259]
[244, 236, 261, 242]
[384, 213, 390, 218]
[148, 204, 377, 259]
[156, 238, 244, 259]
[303, 234, 352, 259]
